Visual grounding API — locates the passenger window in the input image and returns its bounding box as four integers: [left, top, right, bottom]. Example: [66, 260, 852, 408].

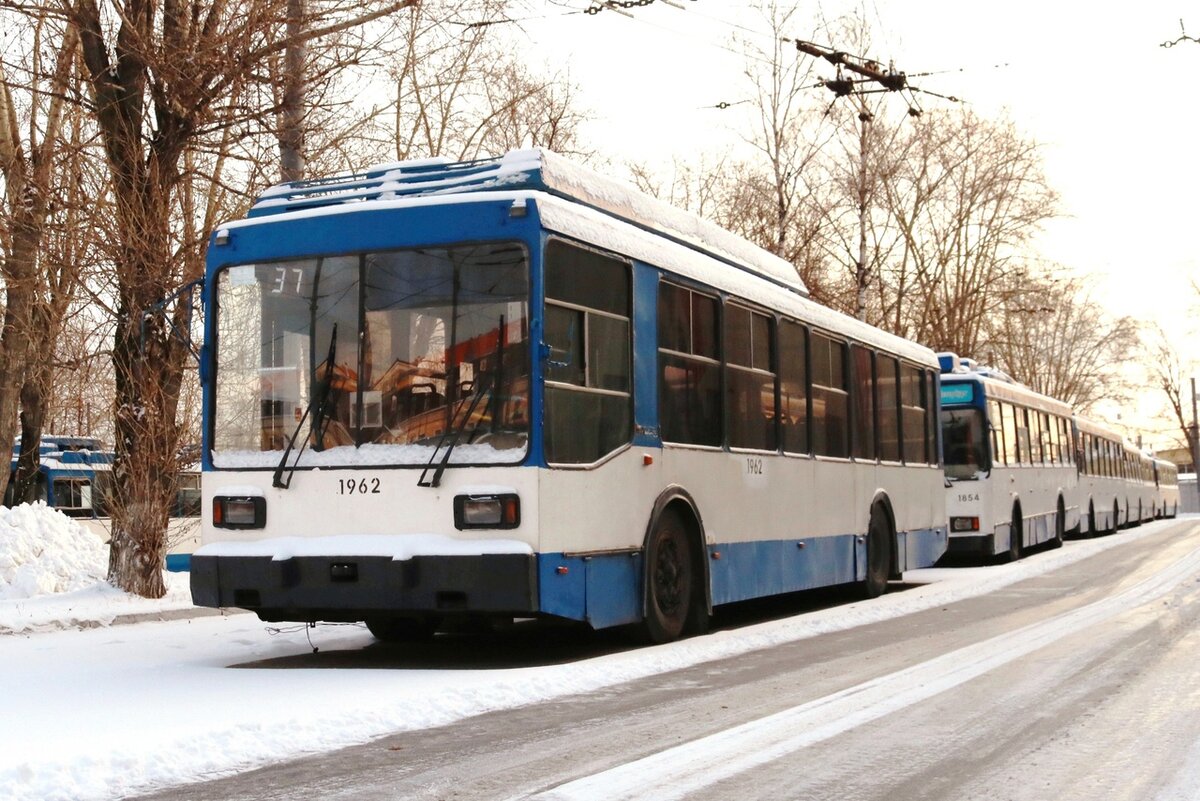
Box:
[811, 333, 849, 458]
[851, 345, 875, 461]
[659, 282, 721, 446]
[780, 321, 809, 455]
[877, 356, 900, 462]
[725, 303, 777, 451]
[543, 240, 632, 464]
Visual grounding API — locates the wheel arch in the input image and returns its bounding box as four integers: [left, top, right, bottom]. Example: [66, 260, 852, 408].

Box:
[869, 489, 900, 579]
[642, 485, 712, 616]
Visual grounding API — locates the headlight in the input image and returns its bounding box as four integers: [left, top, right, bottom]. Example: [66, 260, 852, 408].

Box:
[950, 516, 979, 532]
[213, 496, 267, 529]
[454, 494, 520, 530]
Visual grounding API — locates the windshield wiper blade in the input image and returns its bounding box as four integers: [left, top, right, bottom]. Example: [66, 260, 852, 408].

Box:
[417, 374, 493, 489]
[273, 323, 338, 489]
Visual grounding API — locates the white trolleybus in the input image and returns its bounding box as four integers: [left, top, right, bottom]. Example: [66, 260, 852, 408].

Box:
[939, 354, 1079, 560]
[1073, 416, 1155, 534]
[1153, 456, 1180, 519]
[190, 149, 948, 643]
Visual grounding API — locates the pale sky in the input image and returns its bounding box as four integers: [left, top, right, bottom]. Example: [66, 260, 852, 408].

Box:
[515, 1, 1200, 450]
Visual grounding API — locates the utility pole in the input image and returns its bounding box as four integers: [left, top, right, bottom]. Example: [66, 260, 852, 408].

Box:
[1190, 377, 1199, 475]
[795, 40, 944, 323]
[855, 98, 870, 322]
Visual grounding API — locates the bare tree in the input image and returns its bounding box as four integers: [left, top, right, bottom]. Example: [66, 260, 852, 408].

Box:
[48, 0, 418, 598]
[1144, 324, 1198, 469]
[880, 109, 1058, 355]
[0, 9, 87, 504]
[390, 0, 591, 162]
[979, 273, 1140, 413]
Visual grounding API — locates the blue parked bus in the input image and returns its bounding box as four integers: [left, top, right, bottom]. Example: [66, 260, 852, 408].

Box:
[191, 149, 948, 642]
[6, 435, 201, 570]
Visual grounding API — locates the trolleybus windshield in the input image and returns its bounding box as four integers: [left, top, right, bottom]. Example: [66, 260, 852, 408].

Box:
[942, 407, 989, 480]
[211, 242, 529, 469]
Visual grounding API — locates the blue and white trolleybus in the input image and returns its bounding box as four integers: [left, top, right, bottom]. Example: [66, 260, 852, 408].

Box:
[190, 150, 949, 642]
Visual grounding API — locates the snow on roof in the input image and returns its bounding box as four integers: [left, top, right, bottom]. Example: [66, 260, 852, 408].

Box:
[537, 195, 937, 366]
[241, 148, 808, 297]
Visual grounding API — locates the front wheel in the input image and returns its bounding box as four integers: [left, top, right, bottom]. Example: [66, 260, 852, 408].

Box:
[1005, 506, 1023, 562]
[860, 506, 892, 599]
[641, 508, 699, 644]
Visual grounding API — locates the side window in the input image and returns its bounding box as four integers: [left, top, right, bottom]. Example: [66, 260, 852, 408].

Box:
[811, 333, 849, 457]
[851, 345, 876, 461]
[1001, 404, 1018, 466]
[779, 321, 808, 455]
[725, 303, 777, 451]
[925, 370, 937, 464]
[877, 355, 900, 462]
[1029, 411, 1044, 464]
[988, 399, 1006, 466]
[543, 240, 632, 464]
[658, 282, 721, 446]
[900, 363, 926, 464]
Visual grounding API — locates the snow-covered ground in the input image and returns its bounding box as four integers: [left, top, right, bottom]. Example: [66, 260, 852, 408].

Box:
[0, 505, 1189, 801]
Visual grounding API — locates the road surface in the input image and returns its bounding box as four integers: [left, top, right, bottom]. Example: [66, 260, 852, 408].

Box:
[132, 518, 1200, 801]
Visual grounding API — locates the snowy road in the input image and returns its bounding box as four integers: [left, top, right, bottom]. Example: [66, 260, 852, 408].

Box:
[5, 518, 1200, 801]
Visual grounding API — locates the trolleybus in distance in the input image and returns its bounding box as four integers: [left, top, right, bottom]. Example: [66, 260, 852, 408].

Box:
[939, 354, 1078, 561]
[1073, 416, 1148, 535]
[1153, 456, 1180, 519]
[190, 149, 949, 643]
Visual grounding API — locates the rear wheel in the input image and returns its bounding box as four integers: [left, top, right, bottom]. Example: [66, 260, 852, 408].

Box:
[860, 506, 892, 599]
[1051, 497, 1065, 549]
[1111, 500, 1120, 534]
[1088, 502, 1097, 538]
[641, 508, 697, 644]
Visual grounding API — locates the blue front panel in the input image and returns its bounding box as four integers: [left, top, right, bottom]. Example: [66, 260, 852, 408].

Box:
[900, 526, 949, 571]
[165, 554, 192, 573]
[537, 551, 642, 628]
[709, 534, 861, 606]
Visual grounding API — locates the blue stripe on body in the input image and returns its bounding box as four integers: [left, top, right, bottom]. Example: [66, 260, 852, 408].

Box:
[538, 526, 948, 629]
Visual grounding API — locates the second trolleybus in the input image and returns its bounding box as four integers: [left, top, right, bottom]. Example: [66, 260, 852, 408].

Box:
[940, 355, 1079, 560]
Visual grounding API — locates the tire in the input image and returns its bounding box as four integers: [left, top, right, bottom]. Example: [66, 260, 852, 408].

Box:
[1006, 506, 1023, 562]
[1051, 497, 1065, 549]
[860, 506, 892, 599]
[1111, 500, 1120, 534]
[366, 616, 438, 643]
[1088, 502, 1097, 538]
[641, 508, 697, 644]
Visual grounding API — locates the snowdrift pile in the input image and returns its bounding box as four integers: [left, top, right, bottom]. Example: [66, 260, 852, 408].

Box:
[0, 502, 108, 600]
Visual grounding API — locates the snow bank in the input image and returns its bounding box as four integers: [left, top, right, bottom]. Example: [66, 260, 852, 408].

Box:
[0, 503, 108, 600]
[0, 503, 194, 633]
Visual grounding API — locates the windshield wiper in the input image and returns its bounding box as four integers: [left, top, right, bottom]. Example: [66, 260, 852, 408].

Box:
[417, 373, 493, 488]
[273, 323, 338, 489]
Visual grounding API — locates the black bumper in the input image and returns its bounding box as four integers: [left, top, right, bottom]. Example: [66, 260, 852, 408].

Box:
[190, 553, 538, 622]
[946, 533, 996, 556]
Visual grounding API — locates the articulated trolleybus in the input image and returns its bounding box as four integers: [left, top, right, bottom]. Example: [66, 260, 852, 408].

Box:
[940, 354, 1078, 560]
[191, 149, 948, 643]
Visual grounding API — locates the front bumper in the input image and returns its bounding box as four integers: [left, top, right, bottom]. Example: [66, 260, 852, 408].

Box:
[190, 552, 538, 622]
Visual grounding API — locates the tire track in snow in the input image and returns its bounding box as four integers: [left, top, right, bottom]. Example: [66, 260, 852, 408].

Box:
[524, 544, 1200, 801]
